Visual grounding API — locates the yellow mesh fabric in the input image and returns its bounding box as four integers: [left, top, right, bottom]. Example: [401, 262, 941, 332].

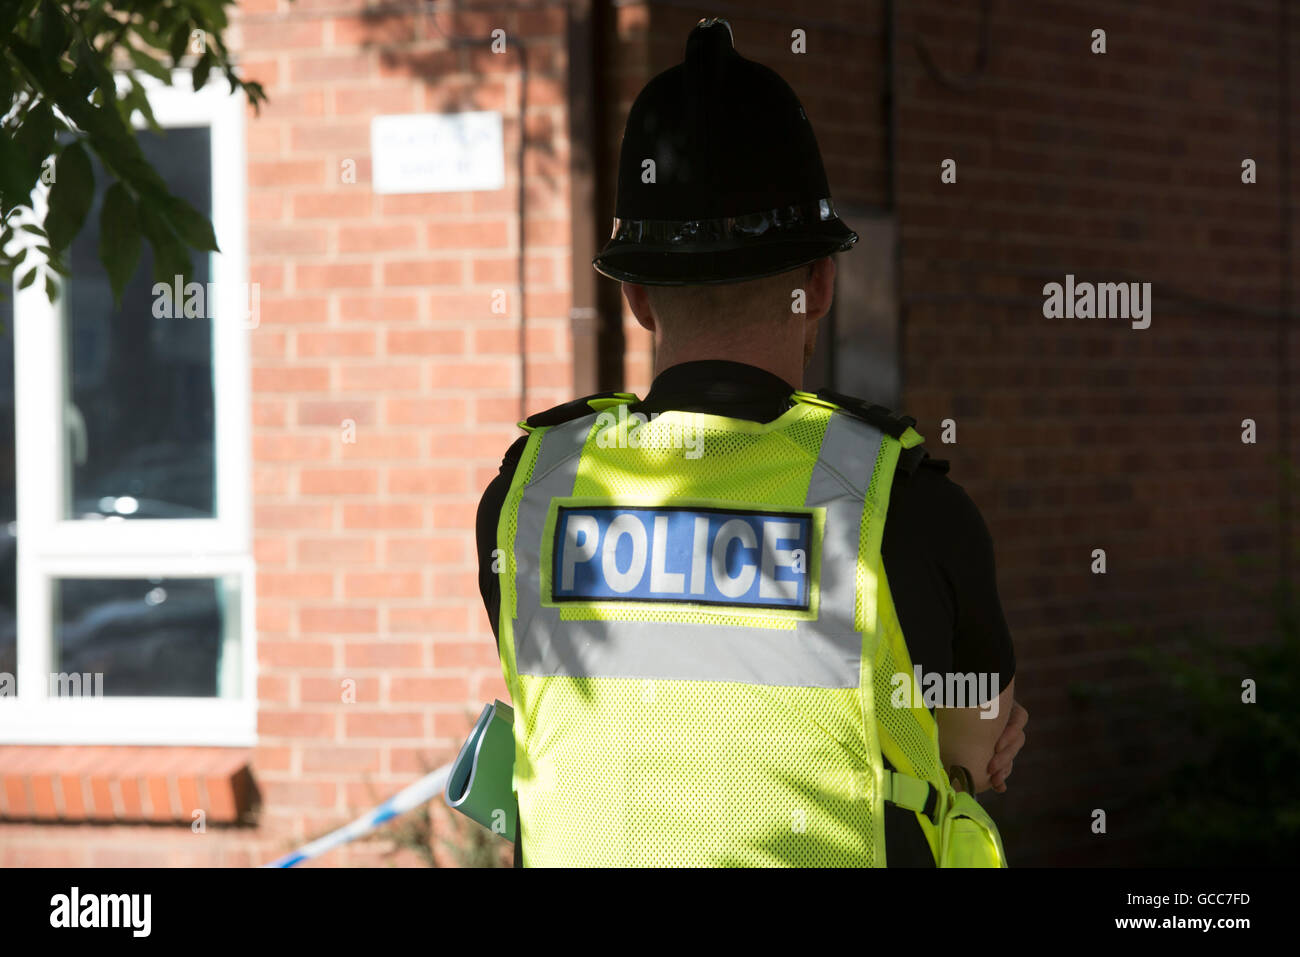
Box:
[499, 431, 545, 624]
[496, 430, 547, 708]
[573, 404, 828, 503]
[855, 430, 947, 861]
[871, 553, 947, 859]
[515, 677, 876, 867]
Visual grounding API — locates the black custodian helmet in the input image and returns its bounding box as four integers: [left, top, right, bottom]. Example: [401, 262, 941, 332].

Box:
[592, 17, 858, 286]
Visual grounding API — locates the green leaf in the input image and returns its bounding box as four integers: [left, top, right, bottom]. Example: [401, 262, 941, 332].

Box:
[0, 0, 33, 39]
[168, 20, 192, 66]
[195, 0, 230, 31]
[6, 37, 54, 97]
[0, 59, 14, 111]
[72, 37, 108, 99]
[0, 132, 36, 210]
[192, 51, 213, 92]
[72, 32, 116, 106]
[242, 78, 268, 115]
[36, 1, 68, 74]
[13, 100, 57, 178]
[42, 252, 69, 277]
[163, 194, 220, 253]
[137, 201, 192, 288]
[16, 265, 38, 290]
[44, 141, 94, 252]
[131, 20, 168, 52]
[106, 144, 171, 209]
[127, 75, 161, 131]
[99, 183, 141, 304]
[45, 270, 58, 303]
[128, 47, 172, 85]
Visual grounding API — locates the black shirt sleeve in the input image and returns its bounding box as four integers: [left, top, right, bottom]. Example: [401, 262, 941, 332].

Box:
[476, 434, 529, 646]
[477, 434, 530, 867]
[881, 458, 1016, 702]
[878, 455, 1014, 866]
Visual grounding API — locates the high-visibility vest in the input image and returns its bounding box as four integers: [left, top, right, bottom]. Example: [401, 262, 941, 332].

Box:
[495, 390, 1007, 866]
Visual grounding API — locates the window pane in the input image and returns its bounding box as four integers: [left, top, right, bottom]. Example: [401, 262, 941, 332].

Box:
[0, 294, 14, 691]
[54, 577, 240, 698]
[63, 126, 215, 521]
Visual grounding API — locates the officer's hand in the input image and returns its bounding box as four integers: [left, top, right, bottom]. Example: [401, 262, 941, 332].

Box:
[986, 700, 1027, 793]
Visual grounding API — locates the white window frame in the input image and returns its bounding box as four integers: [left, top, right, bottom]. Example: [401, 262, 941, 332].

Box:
[0, 70, 255, 745]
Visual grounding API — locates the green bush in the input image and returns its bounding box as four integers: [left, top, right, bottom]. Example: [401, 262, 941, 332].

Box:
[1135, 590, 1300, 866]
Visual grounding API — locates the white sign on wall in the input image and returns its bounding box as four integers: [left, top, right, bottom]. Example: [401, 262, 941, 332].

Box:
[370, 111, 505, 194]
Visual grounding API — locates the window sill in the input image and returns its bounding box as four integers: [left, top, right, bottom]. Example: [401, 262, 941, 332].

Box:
[0, 746, 256, 824]
[0, 698, 256, 746]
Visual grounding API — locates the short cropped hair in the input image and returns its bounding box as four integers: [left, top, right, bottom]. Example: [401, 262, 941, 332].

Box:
[644, 261, 816, 336]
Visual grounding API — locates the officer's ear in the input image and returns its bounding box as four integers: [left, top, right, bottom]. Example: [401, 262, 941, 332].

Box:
[804, 256, 835, 323]
[622, 282, 657, 334]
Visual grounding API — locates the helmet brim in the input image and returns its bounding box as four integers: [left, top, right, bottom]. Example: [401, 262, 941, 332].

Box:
[592, 221, 858, 286]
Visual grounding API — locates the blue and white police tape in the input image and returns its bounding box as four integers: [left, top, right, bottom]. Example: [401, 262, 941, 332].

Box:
[265, 763, 452, 868]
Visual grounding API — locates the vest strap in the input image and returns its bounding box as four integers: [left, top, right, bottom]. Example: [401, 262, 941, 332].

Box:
[809, 388, 918, 440]
[883, 769, 941, 825]
[519, 391, 637, 432]
[897, 444, 929, 477]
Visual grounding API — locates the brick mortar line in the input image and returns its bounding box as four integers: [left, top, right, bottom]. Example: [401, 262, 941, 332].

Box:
[921, 0, 1289, 38]
[893, 149, 1294, 195]
[897, 99, 1284, 143]
[897, 227, 1294, 261]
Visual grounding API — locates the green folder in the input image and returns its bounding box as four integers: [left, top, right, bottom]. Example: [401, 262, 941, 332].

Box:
[444, 700, 518, 841]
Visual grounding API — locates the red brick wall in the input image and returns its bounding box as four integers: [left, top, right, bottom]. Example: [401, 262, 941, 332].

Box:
[240, 0, 572, 865]
[894, 0, 1297, 864]
[3, 0, 568, 867]
[603, 1, 656, 393]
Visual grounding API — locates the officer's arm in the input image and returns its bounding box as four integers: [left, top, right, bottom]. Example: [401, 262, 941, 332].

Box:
[928, 470, 1019, 794]
[477, 439, 528, 865]
[934, 677, 1015, 794]
[476, 435, 529, 645]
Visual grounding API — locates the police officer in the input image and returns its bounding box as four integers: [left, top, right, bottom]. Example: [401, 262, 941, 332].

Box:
[477, 18, 1027, 866]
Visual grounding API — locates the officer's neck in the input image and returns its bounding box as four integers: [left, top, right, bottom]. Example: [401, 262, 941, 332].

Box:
[652, 339, 806, 392]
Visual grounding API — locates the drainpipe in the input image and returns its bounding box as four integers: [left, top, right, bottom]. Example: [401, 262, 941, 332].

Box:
[567, 0, 602, 396]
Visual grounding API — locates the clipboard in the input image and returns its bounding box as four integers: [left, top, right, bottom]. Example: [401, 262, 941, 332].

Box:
[443, 700, 518, 841]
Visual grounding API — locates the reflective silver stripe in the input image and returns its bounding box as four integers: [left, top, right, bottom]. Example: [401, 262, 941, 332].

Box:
[510, 409, 886, 688]
[513, 415, 594, 678]
[800, 412, 882, 665]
